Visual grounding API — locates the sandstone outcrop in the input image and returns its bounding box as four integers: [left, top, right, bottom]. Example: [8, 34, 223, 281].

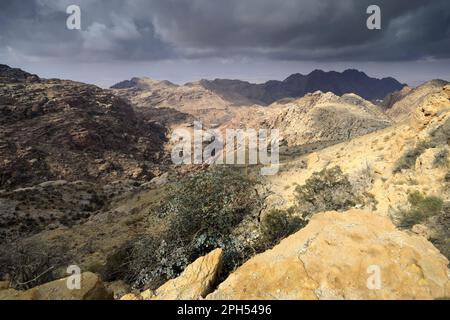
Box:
[207, 210, 449, 300]
[0, 272, 113, 300]
[386, 80, 449, 123]
[121, 248, 224, 300]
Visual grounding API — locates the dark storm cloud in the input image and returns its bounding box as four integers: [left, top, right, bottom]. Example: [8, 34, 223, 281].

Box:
[0, 0, 449, 62]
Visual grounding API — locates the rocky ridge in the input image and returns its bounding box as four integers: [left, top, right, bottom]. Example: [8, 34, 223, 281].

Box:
[385, 80, 449, 122]
[199, 69, 406, 104]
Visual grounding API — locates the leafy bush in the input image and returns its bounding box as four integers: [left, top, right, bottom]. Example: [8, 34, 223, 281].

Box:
[0, 240, 68, 290]
[433, 149, 449, 168]
[398, 191, 443, 228]
[102, 232, 193, 290]
[104, 167, 262, 290]
[260, 208, 305, 248]
[295, 166, 360, 218]
[393, 141, 433, 173]
[161, 168, 258, 245]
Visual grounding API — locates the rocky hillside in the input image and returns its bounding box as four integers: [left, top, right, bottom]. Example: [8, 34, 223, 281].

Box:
[223, 91, 391, 152]
[0, 65, 168, 190]
[384, 80, 449, 122]
[121, 84, 450, 301]
[111, 77, 247, 128]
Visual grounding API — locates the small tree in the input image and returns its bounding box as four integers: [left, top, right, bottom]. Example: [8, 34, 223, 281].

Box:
[295, 166, 360, 218]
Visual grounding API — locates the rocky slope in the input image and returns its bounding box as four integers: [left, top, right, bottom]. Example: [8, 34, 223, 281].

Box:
[111, 77, 247, 128]
[0, 65, 168, 190]
[117, 85, 450, 301]
[384, 80, 449, 122]
[223, 91, 392, 152]
[113, 75, 393, 154]
[263, 91, 391, 148]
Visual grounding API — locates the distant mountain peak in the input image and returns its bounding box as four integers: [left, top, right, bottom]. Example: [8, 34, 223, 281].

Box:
[111, 77, 177, 90]
[112, 69, 405, 105]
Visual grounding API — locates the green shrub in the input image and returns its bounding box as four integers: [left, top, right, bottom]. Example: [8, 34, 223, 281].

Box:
[433, 149, 449, 168]
[260, 208, 305, 248]
[161, 168, 258, 245]
[398, 191, 443, 228]
[104, 167, 262, 290]
[295, 166, 360, 218]
[393, 141, 433, 173]
[125, 236, 191, 289]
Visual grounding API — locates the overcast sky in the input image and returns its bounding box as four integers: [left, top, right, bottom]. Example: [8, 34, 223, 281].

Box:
[1, 0, 449, 87]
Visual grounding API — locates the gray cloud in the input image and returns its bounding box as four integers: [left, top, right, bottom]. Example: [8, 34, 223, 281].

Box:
[0, 0, 449, 88]
[0, 0, 449, 63]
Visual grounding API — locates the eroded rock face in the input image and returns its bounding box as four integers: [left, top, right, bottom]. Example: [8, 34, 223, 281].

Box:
[386, 80, 449, 123]
[207, 210, 449, 300]
[0, 65, 167, 190]
[121, 248, 224, 300]
[411, 84, 450, 131]
[0, 272, 113, 300]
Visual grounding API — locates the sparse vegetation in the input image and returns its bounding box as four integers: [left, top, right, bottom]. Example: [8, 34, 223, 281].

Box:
[393, 141, 433, 173]
[295, 166, 361, 218]
[397, 191, 443, 228]
[260, 208, 305, 248]
[352, 162, 375, 192]
[160, 168, 258, 245]
[433, 149, 449, 168]
[0, 240, 69, 290]
[394, 117, 450, 173]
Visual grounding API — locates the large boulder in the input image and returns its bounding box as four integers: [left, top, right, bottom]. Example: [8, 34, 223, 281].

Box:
[207, 210, 450, 300]
[121, 248, 223, 300]
[0, 272, 113, 300]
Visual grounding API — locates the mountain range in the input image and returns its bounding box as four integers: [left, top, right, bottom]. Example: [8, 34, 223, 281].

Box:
[1, 64, 449, 301]
[113, 69, 406, 105]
